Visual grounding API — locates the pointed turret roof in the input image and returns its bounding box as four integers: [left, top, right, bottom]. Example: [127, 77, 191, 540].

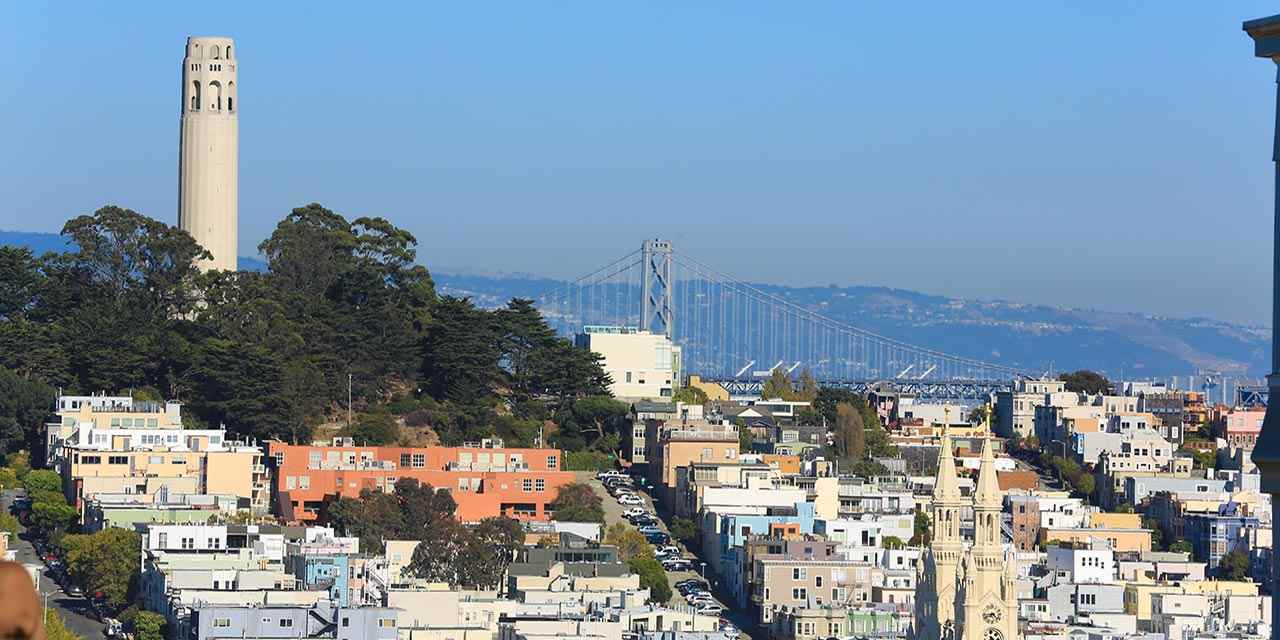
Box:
[974, 436, 1002, 508]
[933, 431, 962, 503]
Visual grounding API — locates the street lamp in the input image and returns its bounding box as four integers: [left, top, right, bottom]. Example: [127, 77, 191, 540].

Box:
[1244, 14, 1280, 640]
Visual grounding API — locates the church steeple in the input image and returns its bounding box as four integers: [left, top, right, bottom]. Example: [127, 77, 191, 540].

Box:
[934, 431, 962, 503]
[974, 437, 1002, 511]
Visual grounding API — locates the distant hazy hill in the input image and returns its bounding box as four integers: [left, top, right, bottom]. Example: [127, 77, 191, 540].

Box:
[3, 230, 1266, 378]
[435, 275, 1270, 380]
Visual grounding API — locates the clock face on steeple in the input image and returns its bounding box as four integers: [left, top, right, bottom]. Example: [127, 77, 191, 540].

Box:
[984, 628, 1004, 640]
[982, 604, 1002, 624]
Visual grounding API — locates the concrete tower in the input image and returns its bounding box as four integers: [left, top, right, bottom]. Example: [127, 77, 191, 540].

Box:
[178, 36, 238, 271]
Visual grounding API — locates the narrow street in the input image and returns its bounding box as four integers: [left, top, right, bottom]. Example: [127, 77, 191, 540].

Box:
[3, 490, 105, 639]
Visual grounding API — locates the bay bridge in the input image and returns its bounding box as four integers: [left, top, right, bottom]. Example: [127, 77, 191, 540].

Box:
[535, 239, 1025, 401]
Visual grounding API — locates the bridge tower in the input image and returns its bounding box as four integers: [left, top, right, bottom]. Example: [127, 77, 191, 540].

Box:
[641, 239, 674, 338]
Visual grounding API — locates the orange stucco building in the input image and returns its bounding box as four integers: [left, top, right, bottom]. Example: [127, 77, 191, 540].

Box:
[266, 440, 575, 523]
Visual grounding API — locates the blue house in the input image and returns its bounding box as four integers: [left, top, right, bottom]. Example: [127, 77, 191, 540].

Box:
[287, 553, 351, 605]
[708, 501, 817, 595]
[1184, 501, 1260, 572]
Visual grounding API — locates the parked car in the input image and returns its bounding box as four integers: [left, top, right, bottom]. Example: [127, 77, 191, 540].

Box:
[622, 507, 647, 518]
[719, 620, 739, 636]
[645, 532, 670, 546]
[663, 559, 693, 571]
[618, 494, 643, 506]
[686, 592, 714, 605]
[696, 603, 724, 617]
[64, 583, 84, 598]
[597, 470, 624, 480]
[655, 545, 681, 556]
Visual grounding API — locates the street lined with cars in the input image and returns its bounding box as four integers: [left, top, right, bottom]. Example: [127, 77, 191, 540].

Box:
[591, 470, 745, 638]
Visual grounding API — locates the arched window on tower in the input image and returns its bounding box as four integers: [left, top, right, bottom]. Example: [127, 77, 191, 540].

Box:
[227, 81, 235, 112]
[211, 45, 221, 60]
[190, 81, 201, 111]
[225, 46, 232, 59]
[209, 81, 222, 110]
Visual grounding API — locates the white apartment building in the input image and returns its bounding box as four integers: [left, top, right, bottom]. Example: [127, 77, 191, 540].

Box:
[574, 326, 682, 401]
[1045, 544, 1116, 584]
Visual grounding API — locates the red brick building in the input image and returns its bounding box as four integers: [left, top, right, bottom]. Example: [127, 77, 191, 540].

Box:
[266, 440, 575, 523]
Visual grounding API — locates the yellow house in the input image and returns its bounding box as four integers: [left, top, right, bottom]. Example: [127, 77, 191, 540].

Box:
[1086, 512, 1142, 529]
[1041, 527, 1152, 553]
[687, 375, 730, 402]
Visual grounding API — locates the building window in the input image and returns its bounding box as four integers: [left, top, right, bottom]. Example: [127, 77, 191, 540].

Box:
[792, 587, 807, 601]
[378, 618, 395, 629]
[535, 478, 545, 492]
[793, 568, 807, 580]
[279, 618, 293, 628]
[286, 476, 297, 490]
[546, 455, 558, 469]
[412, 453, 425, 468]
[400, 453, 411, 468]
[108, 455, 128, 465]
[82, 455, 101, 464]
[299, 476, 310, 489]
[181, 537, 194, 549]
[158, 532, 168, 547]
[213, 619, 230, 628]
[522, 478, 533, 492]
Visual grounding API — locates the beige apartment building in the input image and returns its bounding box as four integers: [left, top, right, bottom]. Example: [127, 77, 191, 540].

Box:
[753, 559, 873, 624]
[645, 422, 740, 502]
[47, 394, 268, 517]
[574, 326, 681, 401]
[65, 443, 266, 514]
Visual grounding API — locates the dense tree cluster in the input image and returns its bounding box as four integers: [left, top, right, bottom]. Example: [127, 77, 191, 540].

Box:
[547, 482, 605, 523]
[325, 478, 523, 589]
[0, 204, 614, 455]
[815, 388, 896, 473]
[60, 528, 142, 610]
[760, 368, 819, 402]
[1058, 370, 1111, 395]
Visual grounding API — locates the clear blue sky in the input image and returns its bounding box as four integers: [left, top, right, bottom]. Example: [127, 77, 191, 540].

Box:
[2, 3, 1277, 325]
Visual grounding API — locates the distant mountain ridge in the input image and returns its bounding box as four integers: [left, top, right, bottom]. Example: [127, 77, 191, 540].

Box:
[2, 230, 1267, 378]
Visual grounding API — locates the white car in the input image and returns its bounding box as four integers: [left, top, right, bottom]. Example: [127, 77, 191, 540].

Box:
[696, 603, 724, 617]
[618, 493, 644, 505]
[623, 507, 647, 518]
[655, 545, 681, 557]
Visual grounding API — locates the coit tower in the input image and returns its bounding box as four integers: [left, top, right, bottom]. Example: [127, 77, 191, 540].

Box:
[178, 36, 238, 271]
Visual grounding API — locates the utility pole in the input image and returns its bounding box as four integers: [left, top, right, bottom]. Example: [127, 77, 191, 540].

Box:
[347, 374, 353, 429]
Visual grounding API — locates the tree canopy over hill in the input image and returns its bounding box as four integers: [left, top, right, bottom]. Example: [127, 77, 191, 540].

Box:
[0, 204, 613, 456]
